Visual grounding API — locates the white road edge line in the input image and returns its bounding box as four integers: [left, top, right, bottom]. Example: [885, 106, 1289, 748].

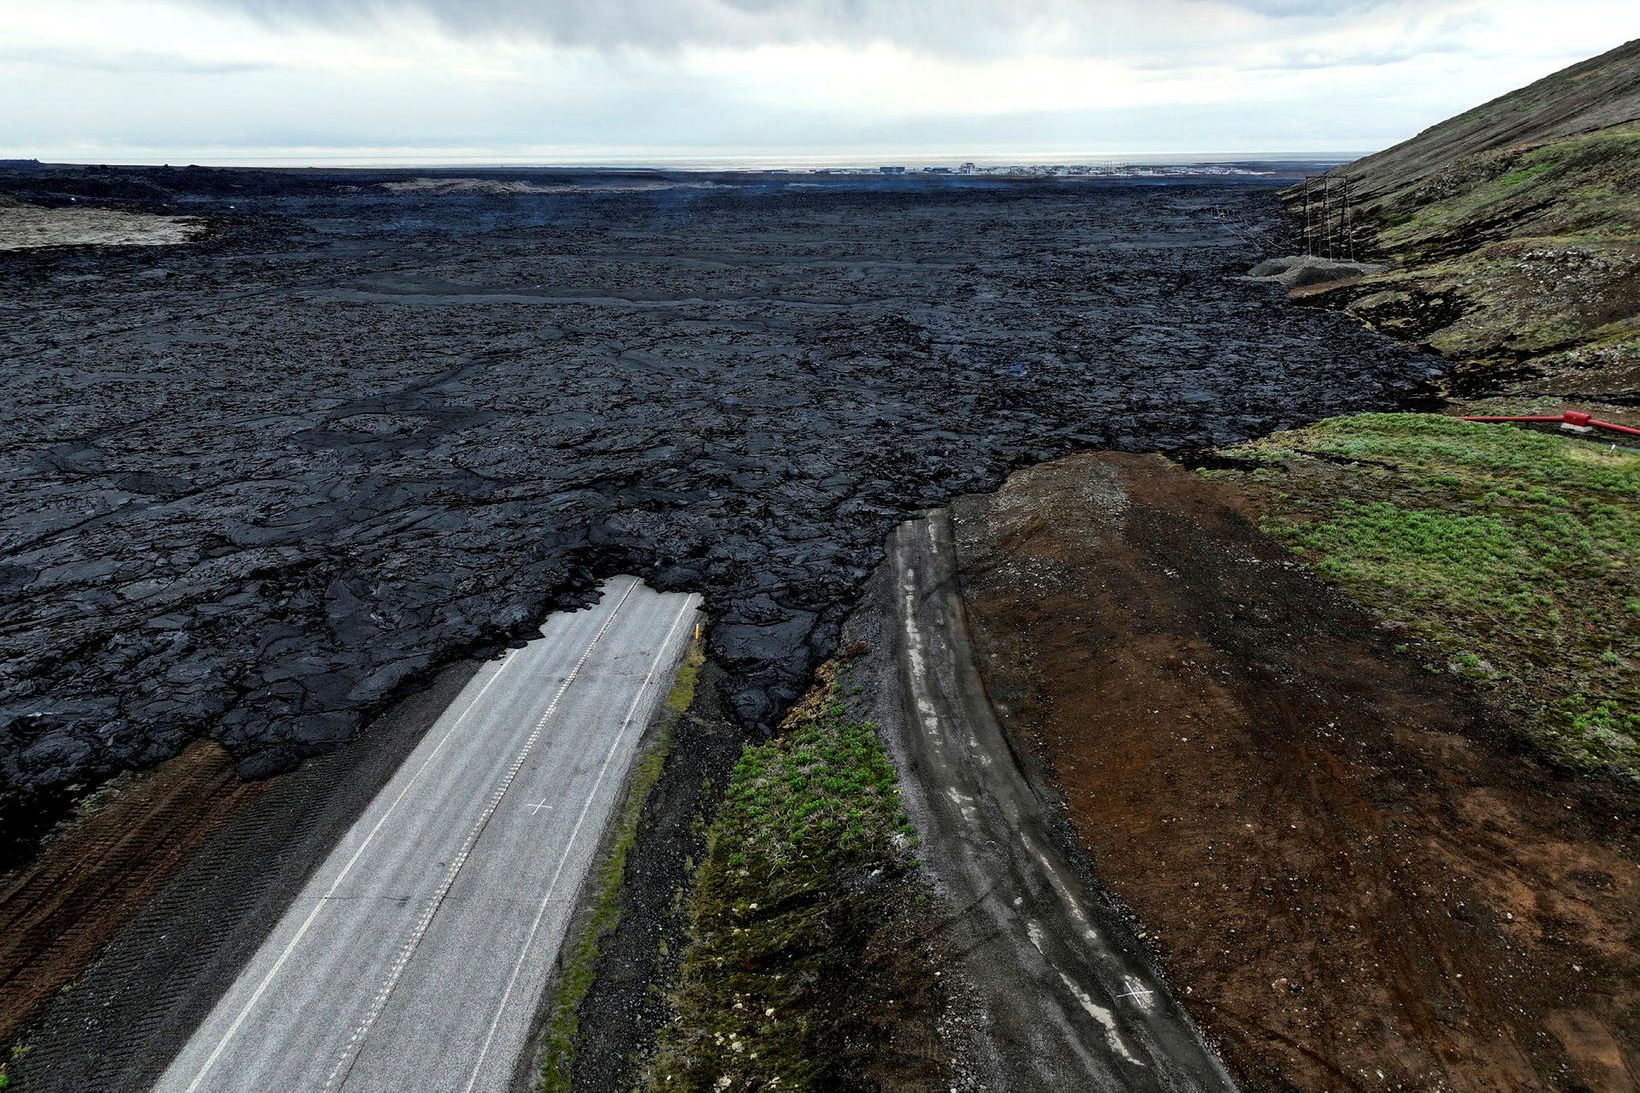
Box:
[323, 576, 643, 1092]
[182, 651, 521, 1093]
[180, 576, 639, 1093]
[460, 593, 697, 1093]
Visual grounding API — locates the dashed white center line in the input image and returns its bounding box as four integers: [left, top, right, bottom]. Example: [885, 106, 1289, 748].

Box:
[319, 576, 642, 1093]
[460, 593, 698, 1093]
[180, 629, 535, 1093]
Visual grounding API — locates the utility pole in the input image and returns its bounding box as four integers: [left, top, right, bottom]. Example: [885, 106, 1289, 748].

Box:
[1341, 176, 1353, 261]
[1322, 175, 1333, 259]
[1338, 177, 1349, 261]
[1330, 176, 1339, 260]
[1302, 177, 1312, 256]
[1334, 175, 1344, 259]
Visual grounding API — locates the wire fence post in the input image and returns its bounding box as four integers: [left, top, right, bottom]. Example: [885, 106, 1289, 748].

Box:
[1323, 175, 1333, 259]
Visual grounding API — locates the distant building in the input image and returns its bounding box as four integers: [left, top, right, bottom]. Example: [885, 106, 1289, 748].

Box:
[958, 162, 978, 174]
[879, 165, 906, 174]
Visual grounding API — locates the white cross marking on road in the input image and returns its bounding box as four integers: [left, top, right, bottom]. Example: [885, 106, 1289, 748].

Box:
[523, 798, 554, 816]
[1116, 987, 1155, 1002]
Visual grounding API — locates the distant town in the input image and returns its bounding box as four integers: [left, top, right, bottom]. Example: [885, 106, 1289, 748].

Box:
[801, 161, 1292, 178]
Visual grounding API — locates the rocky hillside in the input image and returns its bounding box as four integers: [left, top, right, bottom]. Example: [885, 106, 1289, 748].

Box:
[1289, 38, 1640, 404]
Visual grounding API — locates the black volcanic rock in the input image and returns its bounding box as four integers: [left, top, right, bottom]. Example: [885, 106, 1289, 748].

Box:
[0, 171, 1442, 854]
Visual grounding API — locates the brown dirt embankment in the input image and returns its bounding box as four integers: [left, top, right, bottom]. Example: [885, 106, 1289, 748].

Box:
[0, 741, 262, 1048]
[7, 657, 481, 1092]
[950, 450, 1640, 1091]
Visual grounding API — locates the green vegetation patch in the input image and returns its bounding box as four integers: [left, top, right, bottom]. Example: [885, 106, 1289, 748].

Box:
[665, 640, 706, 717]
[1312, 124, 1640, 377]
[647, 660, 926, 1090]
[1377, 123, 1640, 258]
[1, 1043, 26, 1091]
[536, 641, 704, 1093]
[1210, 413, 1639, 779]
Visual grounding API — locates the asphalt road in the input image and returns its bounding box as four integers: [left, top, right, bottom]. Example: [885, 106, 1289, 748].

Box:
[154, 575, 700, 1093]
[885, 512, 1236, 1091]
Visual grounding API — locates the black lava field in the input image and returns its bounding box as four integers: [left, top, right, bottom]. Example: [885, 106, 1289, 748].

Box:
[0, 168, 1440, 847]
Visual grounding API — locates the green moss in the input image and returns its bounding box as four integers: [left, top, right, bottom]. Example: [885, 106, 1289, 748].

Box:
[1332, 123, 1640, 376]
[1378, 123, 1640, 256]
[1221, 413, 1640, 779]
[0, 1042, 28, 1091]
[647, 664, 914, 1090]
[666, 642, 705, 716]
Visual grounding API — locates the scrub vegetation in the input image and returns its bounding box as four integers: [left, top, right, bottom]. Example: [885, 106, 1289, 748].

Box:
[1211, 413, 1640, 779]
[1297, 120, 1640, 398]
[647, 654, 937, 1091]
[1374, 123, 1640, 260]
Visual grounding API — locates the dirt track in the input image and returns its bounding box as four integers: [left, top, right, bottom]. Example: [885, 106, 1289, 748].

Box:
[950, 451, 1640, 1090]
[865, 511, 1234, 1090]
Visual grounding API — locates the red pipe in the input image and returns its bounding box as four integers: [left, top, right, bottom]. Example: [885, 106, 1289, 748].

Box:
[1460, 410, 1640, 438]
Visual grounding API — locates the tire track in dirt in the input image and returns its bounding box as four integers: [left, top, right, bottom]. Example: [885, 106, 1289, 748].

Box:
[858, 510, 1236, 1091]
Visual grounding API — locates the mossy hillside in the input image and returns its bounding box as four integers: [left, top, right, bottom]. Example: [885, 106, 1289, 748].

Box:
[647, 660, 922, 1090]
[1339, 242, 1640, 364]
[1297, 124, 1640, 387]
[1209, 413, 1639, 779]
[1372, 123, 1640, 260]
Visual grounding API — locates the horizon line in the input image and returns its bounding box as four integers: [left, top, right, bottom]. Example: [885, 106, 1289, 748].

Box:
[4, 149, 1369, 171]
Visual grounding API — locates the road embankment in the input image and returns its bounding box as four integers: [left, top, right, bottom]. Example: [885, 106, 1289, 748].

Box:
[645, 652, 973, 1090]
[947, 448, 1639, 1089]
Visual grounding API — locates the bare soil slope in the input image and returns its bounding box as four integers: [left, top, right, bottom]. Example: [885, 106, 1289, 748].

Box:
[0, 741, 259, 1048]
[950, 451, 1640, 1090]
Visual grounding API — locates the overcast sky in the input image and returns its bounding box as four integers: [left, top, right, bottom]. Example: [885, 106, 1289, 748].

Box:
[1, 0, 1634, 165]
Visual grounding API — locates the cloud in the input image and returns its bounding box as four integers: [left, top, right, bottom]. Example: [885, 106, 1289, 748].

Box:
[182, 0, 1440, 59]
[0, 44, 277, 75]
[0, 0, 1632, 163]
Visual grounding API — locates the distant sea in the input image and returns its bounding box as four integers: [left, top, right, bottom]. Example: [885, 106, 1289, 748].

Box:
[25, 150, 1362, 171]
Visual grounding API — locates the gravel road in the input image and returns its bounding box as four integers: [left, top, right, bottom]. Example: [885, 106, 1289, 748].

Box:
[854, 510, 1236, 1091]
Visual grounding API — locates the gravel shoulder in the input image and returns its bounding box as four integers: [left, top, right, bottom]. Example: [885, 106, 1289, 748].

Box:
[8, 657, 481, 1091]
